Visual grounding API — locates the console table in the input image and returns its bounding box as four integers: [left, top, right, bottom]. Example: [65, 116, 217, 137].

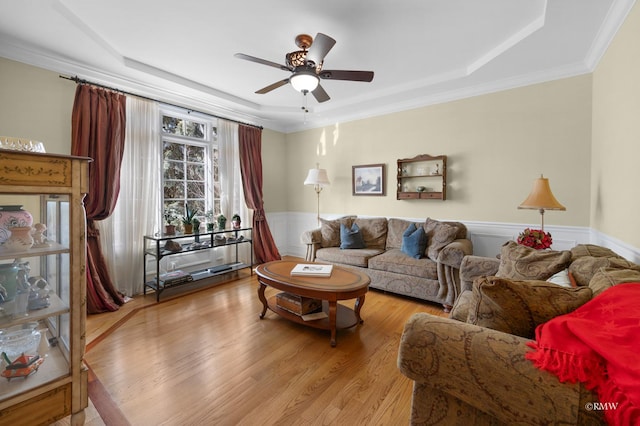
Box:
[143, 227, 253, 301]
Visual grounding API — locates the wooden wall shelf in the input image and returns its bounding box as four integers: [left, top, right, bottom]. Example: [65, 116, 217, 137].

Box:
[397, 154, 447, 200]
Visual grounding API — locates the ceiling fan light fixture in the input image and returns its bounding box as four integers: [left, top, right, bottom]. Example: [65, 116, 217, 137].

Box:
[286, 51, 307, 68]
[290, 71, 319, 93]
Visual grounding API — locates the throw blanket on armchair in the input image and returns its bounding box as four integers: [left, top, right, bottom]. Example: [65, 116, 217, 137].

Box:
[526, 282, 640, 426]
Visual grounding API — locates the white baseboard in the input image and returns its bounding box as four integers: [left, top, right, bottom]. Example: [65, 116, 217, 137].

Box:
[265, 212, 640, 262]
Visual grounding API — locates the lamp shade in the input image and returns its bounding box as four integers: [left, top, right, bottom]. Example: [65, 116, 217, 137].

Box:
[290, 71, 319, 93]
[304, 167, 330, 187]
[518, 175, 566, 211]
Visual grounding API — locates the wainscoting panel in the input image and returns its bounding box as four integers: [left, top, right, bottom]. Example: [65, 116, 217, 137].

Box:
[266, 212, 640, 262]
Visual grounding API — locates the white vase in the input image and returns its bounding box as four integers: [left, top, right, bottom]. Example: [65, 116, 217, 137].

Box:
[38, 330, 50, 356]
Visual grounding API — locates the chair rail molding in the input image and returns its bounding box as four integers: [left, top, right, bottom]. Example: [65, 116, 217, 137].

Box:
[267, 212, 640, 263]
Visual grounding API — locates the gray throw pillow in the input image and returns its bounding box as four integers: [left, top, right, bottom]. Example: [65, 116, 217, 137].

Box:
[340, 223, 365, 249]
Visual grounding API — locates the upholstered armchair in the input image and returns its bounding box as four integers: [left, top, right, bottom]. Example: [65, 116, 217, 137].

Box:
[397, 313, 604, 425]
[397, 242, 640, 425]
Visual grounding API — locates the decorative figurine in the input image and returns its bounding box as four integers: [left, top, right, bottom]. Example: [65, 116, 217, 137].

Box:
[2, 353, 45, 380]
[28, 276, 51, 310]
[32, 223, 50, 247]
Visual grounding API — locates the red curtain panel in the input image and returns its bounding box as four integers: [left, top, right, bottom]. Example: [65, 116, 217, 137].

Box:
[71, 84, 127, 313]
[238, 125, 281, 264]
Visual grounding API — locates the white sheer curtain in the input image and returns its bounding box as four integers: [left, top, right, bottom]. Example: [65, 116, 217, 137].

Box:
[98, 96, 161, 296]
[218, 120, 251, 264]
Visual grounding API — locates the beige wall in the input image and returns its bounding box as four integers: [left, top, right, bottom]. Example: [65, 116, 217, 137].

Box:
[261, 128, 287, 213]
[592, 1, 640, 248]
[0, 57, 75, 155]
[284, 75, 592, 228]
[0, 57, 290, 213]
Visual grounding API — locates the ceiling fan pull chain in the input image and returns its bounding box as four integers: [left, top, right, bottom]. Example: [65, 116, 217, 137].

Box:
[301, 91, 309, 123]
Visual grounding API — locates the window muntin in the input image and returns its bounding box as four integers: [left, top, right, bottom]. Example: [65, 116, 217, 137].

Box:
[161, 110, 218, 227]
[162, 115, 206, 139]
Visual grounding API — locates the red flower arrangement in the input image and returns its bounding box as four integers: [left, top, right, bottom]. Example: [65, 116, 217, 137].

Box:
[517, 228, 552, 250]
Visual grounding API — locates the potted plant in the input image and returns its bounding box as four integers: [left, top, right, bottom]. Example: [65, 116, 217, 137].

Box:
[205, 210, 215, 232]
[232, 214, 241, 229]
[217, 214, 227, 231]
[181, 204, 198, 234]
[164, 211, 178, 235]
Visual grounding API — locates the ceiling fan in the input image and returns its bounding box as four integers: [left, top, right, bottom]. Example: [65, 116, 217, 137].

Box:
[235, 33, 374, 103]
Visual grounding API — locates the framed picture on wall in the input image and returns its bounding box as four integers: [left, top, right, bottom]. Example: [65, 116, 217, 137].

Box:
[352, 164, 385, 196]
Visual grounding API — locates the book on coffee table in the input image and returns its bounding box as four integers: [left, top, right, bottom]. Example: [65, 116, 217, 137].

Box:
[290, 263, 333, 277]
[276, 292, 322, 315]
[302, 311, 328, 321]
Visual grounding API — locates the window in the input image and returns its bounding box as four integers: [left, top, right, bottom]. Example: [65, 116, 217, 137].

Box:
[161, 109, 218, 227]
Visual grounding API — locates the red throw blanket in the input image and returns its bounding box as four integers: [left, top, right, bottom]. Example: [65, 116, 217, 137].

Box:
[526, 283, 640, 425]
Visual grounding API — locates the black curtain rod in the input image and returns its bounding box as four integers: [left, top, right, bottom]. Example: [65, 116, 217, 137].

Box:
[59, 75, 263, 130]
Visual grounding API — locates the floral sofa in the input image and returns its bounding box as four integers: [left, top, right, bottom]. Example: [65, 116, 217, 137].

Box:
[397, 242, 640, 425]
[301, 216, 473, 311]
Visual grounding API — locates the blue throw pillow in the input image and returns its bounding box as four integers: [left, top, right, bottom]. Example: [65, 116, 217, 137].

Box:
[401, 223, 427, 259]
[340, 223, 366, 249]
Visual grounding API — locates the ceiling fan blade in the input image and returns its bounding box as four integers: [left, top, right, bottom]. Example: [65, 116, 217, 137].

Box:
[234, 53, 291, 72]
[312, 84, 330, 103]
[320, 70, 374, 82]
[255, 78, 290, 94]
[306, 33, 336, 67]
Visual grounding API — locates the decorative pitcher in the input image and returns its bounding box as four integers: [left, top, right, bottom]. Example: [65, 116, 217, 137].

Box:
[4, 226, 34, 252]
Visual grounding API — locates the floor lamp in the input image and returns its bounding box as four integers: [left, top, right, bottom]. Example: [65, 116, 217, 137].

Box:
[518, 174, 566, 231]
[304, 163, 330, 225]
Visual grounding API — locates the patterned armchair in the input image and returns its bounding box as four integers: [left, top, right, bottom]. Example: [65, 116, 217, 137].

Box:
[396, 242, 640, 425]
[397, 314, 604, 425]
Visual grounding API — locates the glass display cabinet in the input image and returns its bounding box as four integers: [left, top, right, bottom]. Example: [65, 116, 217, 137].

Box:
[0, 150, 89, 425]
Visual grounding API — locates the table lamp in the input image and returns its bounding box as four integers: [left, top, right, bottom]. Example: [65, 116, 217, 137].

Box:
[518, 174, 566, 231]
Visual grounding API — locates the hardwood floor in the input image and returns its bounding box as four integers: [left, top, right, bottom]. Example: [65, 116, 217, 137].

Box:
[58, 260, 447, 425]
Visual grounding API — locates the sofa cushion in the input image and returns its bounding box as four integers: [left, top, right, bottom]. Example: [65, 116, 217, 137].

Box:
[424, 218, 459, 261]
[386, 218, 418, 249]
[368, 248, 437, 279]
[315, 246, 383, 268]
[319, 216, 356, 248]
[354, 217, 388, 249]
[467, 276, 592, 339]
[496, 241, 571, 281]
[588, 267, 640, 297]
[401, 223, 427, 259]
[449, 289, 473, 322]
[570, 244, 622, 261]
[439, 220, 468, 240]
[340, 223, 365, 249]
[569, 256, 640, 287]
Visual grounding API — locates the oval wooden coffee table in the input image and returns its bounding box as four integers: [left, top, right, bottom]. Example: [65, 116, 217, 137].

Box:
[255, 260, 370, 347]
